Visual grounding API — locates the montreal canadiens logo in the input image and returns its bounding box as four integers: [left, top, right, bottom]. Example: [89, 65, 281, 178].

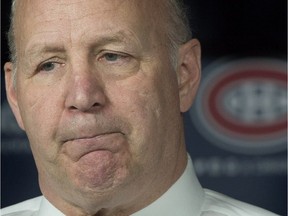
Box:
[190, 58, 287, 154]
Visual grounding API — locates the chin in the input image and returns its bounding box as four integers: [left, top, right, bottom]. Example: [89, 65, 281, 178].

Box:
[72, 154, 132, 192]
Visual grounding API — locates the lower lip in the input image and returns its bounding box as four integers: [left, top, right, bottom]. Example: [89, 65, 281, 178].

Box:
[65, 133, 125, 161]
[79, 149, 115, 165]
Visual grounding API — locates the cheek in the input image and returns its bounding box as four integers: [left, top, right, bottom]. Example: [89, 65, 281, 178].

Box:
[107, 73, 179, 154]
[17, 83, 63, 155]
[109, 79, 160, 124]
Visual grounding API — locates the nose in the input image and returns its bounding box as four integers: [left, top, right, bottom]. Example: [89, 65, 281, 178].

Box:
[65, 62, 107, 113]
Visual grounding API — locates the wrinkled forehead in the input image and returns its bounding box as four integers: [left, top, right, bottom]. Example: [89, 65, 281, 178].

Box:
[13, 0, 165, 26]
[13, 0, 168, 47]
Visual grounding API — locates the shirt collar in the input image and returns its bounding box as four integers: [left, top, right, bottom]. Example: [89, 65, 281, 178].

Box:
[132, 155, 205, 216]
[39, 155, 204, 216]
[39, 197, 64, 216]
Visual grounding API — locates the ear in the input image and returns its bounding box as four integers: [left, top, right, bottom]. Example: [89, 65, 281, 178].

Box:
[4, 62, 25, 130]
[177, 39, 201, 113]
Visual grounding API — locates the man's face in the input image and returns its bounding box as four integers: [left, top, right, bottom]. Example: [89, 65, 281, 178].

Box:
[5, 0, 200, 213]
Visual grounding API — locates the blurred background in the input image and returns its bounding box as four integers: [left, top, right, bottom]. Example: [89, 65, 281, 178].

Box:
[1, 0, 287, 215]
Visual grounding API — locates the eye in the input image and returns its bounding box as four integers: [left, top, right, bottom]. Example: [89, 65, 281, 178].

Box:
[37, 61, 65, 73]
[104, 53, 121, 61]
[96, 50, 140, 76]
[99, 51, 129, 63]
[40, 62, 56, 72]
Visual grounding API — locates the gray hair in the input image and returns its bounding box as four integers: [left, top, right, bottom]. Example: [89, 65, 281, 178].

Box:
[7, 0, 192, 69]
[163, 0, 193, 67]
[7, 0, 17, 84]
[7, 0, 17, 64]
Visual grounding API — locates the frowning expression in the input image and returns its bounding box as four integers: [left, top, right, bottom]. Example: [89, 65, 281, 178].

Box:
[5, 0, 197, 211]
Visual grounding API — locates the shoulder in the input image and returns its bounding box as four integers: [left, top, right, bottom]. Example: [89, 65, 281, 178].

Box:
[201, 189, 279, 216]
[1, 196, 43, 216]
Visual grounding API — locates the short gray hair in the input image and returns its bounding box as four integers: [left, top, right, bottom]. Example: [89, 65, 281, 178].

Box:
[163, 0, 193, 66]
[7, 0, 192, 68]
[7, 0, 17, 64]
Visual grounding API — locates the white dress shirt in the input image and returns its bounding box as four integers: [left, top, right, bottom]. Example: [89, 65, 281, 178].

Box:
[1, 156, 278, 216]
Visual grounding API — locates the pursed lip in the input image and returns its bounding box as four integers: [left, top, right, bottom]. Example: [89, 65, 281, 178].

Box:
[62, 132, 126, 161]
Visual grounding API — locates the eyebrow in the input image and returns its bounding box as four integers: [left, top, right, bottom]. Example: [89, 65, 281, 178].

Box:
[25, 44, 66, 60]
[24, 30, 135, 59]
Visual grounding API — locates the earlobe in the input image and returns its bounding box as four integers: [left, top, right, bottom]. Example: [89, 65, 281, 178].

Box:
[4, 62, 25, 130]
[177, 39, 201, 113]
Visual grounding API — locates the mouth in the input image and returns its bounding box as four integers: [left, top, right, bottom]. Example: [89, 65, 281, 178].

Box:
[62, 132, 126, 161]
[67, 131, 124, 142]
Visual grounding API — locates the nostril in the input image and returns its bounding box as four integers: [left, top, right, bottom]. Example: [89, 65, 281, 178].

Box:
[68, 102, 102, 112]
[64, 76, 107, 112]
[69, 105, 78, 110]
[92, 102, 101, 107]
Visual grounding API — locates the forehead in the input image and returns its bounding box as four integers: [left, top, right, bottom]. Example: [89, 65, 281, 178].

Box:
[13, 0, 164, 33]
[15, 0, 138, 17]
[13, 0, 167, 55]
